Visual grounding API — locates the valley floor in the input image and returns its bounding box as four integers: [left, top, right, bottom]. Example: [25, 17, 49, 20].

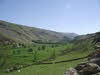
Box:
[0, 50, 92, 75]
[0, 58, 84, 75]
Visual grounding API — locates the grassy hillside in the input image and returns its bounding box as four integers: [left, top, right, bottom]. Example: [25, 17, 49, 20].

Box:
[0, 20, 77, 43]
[0, 32, 97, 75]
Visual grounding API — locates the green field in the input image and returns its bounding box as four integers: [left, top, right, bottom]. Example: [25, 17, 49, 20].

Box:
[0, 37, 94, 75]
[0, 59, 84, 75]
[0, 49, 92, 75]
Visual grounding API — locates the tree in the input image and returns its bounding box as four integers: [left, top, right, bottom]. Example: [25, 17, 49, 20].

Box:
[52, 50, 56, 59]
[41, 45, 46, 50]
[38, 47, 41, 50]
[33, 50, 38, 62]
[12, 50, 16, 54]
[49, 50, 56, 60]
[17, 50, 21, 54]
[28, 48, 33, 52]
[51, 45, 54, 48]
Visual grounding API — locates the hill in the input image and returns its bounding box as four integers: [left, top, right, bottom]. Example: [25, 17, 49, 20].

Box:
[65, 32, 100, 75]
[0, 20, 78, 43]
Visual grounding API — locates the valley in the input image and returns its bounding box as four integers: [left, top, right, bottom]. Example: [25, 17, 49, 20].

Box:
[0, 21, 99, 75]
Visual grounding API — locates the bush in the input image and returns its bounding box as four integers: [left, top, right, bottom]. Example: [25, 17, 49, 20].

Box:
[28, 48, 33, 52]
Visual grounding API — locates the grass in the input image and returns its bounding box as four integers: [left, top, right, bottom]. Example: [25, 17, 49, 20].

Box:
[0, 44, 71, 72]
[0, 46, 92, 75]
[0, 58, 84, 75]
[53, 50, 92, 62]
[0, 37, 94, 75]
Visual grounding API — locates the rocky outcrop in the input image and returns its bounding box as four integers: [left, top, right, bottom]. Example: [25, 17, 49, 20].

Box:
[64, 68, 79, 75]
[75, 63, 100, 75]
[65, 45, 100, 75]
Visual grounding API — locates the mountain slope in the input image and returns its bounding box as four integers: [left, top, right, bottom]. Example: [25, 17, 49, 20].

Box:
[0, 20, 78, 43]
[65, 32, 100, 75]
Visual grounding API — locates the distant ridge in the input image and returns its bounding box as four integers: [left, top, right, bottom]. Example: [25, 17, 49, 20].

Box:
[0, 20, 78, 43]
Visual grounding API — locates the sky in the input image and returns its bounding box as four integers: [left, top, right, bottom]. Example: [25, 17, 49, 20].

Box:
[0, 0, 100, 34]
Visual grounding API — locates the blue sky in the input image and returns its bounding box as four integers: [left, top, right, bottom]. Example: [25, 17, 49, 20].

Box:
[0, 0, 100, 34]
